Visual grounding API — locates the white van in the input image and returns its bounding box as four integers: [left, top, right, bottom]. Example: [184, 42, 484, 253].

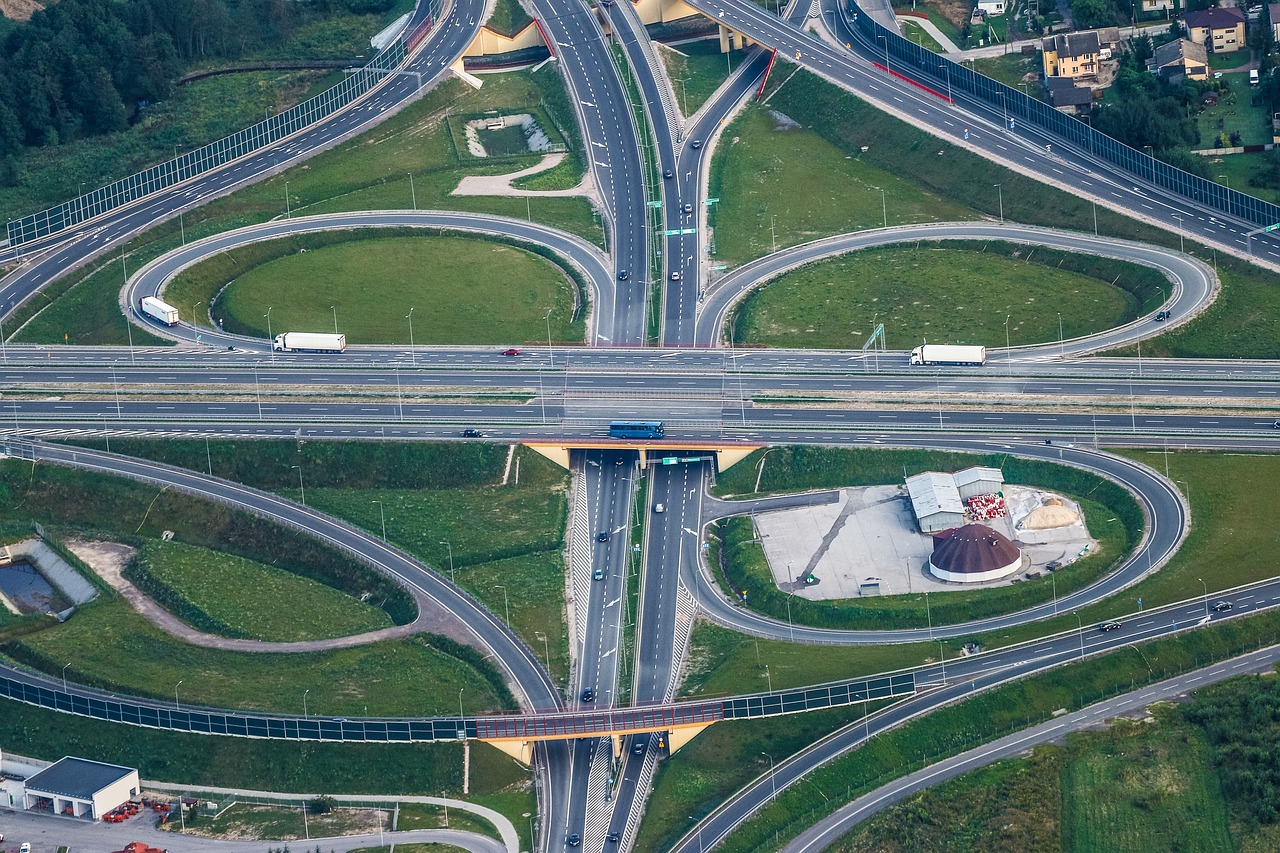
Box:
[1251, 69, 1260, 87]
[654, 503, 665, 513]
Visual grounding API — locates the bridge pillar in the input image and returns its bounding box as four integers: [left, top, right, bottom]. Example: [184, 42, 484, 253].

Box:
[666, 722, 713, 755]
[523, 443, 571, 470]
[714, 445, 758, 471]
[484, 739, 534, 765]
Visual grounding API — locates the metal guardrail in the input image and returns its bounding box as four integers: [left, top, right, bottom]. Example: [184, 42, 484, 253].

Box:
[848, 4, 1280, 229]
[4, 16, 434, 248]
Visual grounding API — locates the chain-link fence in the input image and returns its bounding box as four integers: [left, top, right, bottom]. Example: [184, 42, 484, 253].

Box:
[849, 5, 1280, 229]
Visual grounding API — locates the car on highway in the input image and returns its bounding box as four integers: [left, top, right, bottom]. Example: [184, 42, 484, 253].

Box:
[690, 139, 702, 148]
[654, 503, 664, 513]
[682, 202, 693, 214]
[567, 833, 582, 847]
[1155, 310, 1168, 321]
[1213, 601, 1233, 612]
[1099, 621, 1123, 632]
[581, 689, 594, 703]
[617, 269, 629, 281]
[632, 738, 645, 754]
[607, 832, 620, 843]
[593, 567, 605, 581]
[461, 429, 483, 438]
[670, 271, 681, 281]
[21, 844, 31, 853]
[502, 348, 521, 356]
[663, 169, 673, 178]
[596, 532, 609, 542]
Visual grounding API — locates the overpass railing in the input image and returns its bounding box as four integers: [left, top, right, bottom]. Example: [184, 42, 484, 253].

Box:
[849, 4, 1280, 228]
[4, 15, 435, 248]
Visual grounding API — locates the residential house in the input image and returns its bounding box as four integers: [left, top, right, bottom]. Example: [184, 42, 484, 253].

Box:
[1042, 30, 1101, 79]
[977, 0, 1007, 16]
[1270, 2, 1280, 41]
[1141, 0, 1175, 12]
[1148, 38, 1209, 83]
[1183, 6, 1247, 53]
[1045, 77, 1095, 113]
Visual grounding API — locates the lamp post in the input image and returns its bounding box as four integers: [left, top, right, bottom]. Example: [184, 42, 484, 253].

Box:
[1218, 174, 1230, 190]
[1073, 611, 1084, 661]
[1004, 313, 1012, 377]
[1172, 213, 1185, 253]
[938, 641, 946, 683]
[494, 584, 511, 625]
[760, 752, 777, 799]
[193, 301, 203, 329]
[285, 180, 291, 218]
[372, 500, 386, 541]
[331, 305, 338, 333]
[877, 35, 889, 73]
[303, 688, 310, 718]
[545, 307, 555, 368]
[458, 687, 465, 720]
[924, 590, 932, 640]
[175, 679, 183, 710]
[408, 172, 417, 210]
[878, 187, 887, 228]
[265, 306, 274, 361]
[1198, 577, 1209, 617]
[994, 183, 1004, 223]
[534, 630, 550, 667]
[1057, 312, 1064, 358]
[406, 307, 416, 366]
[63, 662, 72, 692]
[291, 465, 305, 505]
[439, 540, 455, 583]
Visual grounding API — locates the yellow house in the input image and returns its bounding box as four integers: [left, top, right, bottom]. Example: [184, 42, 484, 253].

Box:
[1043, 31, 1101, 79]
[1183, 6, 1247, 53]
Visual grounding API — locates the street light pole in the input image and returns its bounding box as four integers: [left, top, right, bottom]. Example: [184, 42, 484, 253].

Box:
[63, 662, 72, 692]
[924, 591, 932, 640]
[1199, 577, 1209, 617]
[879, 187, 887, 229]
[994, 183, 1004, 223]
[495, 584, 510, 625]
[292, 465, 305, 505]
[303, 688, 310, 718]
[406, 308, 416, 366]
[265, 306, 274, 361]
[1057, 312, 1064, 358]
[372, 500, 386, 540]
[439, 540, 455, 583]
[760, 752, 777, 799]
[175, 679, 183, 710]
[545, 308, 554, 368]
[1004, 313, 1012, 376]
[1073, 611, 1084, 661]
[331, 305, 338, 334]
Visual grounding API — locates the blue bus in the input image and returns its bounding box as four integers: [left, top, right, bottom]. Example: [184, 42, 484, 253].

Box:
[609, 421, 665, 439]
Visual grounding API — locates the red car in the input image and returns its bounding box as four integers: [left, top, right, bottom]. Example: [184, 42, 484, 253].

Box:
[502, 348, 521, 356]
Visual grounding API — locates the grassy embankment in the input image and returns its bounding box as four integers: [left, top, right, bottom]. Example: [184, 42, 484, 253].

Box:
[162, 232, 585, 345]
[660, 39, 737, 118]
[13, 66, 597, 347]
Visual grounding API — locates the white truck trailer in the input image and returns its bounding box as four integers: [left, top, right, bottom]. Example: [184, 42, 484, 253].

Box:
[272, 332, 347, 353]
[139, 296, 180, 326]
[908, 344, 987, 366]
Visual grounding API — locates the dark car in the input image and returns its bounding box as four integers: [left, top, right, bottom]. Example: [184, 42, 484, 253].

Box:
[567, 834, 582, 847]
[593, 567, 605, 581]
[690, 139, 702, 149]
[1099, 621, 1123, 632]
[663, 169, 674, 179]
[502, 347, 521, 356]
[596, 532, 609, 542]
[606, 832, 620, 843]
[618, 269, 629, 281]
[581, 689, 595, 703]
[461, 428, 482, 438]
[632, 739, 645, 754]
[1212, 601, 1233, 612]
[1155, 310, 1169, 321]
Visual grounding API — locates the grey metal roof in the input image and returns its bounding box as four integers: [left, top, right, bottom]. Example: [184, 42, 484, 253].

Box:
[25, 757, 136, 799]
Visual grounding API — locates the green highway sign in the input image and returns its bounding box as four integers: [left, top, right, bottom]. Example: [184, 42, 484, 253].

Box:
[710, 264, 728, 270]
[680, 228, 697, 234]
[647, 200, 662, 208]
[662, 457, 679, 465]
[706, 198, 719, 203]
[1266, 223, 1280, 233]
[662, 229, 681, 236]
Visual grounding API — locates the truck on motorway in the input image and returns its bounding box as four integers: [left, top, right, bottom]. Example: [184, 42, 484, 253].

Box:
[139, 296, 180, 326]
[272, 332, 347, 353]
[908, 344, 987, 366]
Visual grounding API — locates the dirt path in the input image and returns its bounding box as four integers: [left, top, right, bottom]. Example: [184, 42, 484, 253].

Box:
[452, 153, 601, 205]
[65, 538, 476, 652]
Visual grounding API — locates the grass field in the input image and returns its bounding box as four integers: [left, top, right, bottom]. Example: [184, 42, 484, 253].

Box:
[1194, 74, 1271, 148]
[134, 539, 392, 642]
[900, 20, 947, 53]
[731, 243, 1137, 349]
[830, 747, 1063, 852]
[708, 103, 977, 267]
[662, 39, 736, 118]
[196, 234, 583, 345]
[485, 0, 534, 37]
[968, 53, 1044, 93]
[10, 596, 507, 716]
[14, 68, 598, 347]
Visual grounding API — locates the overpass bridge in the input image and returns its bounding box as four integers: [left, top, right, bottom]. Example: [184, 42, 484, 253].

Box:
[525, 440, 762, 471]
[0, 669, 916, 762]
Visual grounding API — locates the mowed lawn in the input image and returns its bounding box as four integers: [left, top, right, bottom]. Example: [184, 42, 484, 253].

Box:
[137, 539, 392, 642]
[18, 597, 505, 716]
[733, 244, 1133, 348]
[661, 38, 737, 118]
[216, 235, 581, 345]
[709, 104, 976, 268]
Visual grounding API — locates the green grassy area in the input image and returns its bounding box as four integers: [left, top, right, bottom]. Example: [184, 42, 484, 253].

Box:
[15, 69, 598, 346]
[1062, 715, 1232, 852]
[485, 0, 534, 37]
[183, 233, 583, 345]
[1194, 75, 1271, 148]
[732, 242, 1154, 349]
[712, 608, 1280, 853]
[10, 596, 506, 716]
[662, 39, 736, 118]
[707, 102, 976, 268]
[165, 801, 388, 841]
[68, 439, 573, 687]
[1205, 151, 1280, 205]
[892, 4, 966, 45]
[133, 539, 392, 642]
[968, 53, 1043, 94]
[900, 20, 946, 53]
[0, 697, 527, 797]
[830, 747, 1063, 852]
[397, 803, 500, 842]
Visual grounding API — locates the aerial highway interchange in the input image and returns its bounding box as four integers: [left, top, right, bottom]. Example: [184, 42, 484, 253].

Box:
[1, 0, 1280, 851]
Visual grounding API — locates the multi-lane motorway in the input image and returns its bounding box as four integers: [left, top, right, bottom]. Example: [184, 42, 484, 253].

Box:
[3, 0, 1280, 849]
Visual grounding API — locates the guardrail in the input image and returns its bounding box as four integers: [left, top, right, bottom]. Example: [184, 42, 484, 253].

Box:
[4, 15, 435, 248]
[848, 3, 1280, 228]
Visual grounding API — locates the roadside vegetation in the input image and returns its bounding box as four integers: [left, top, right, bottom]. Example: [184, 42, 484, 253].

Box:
[731, 241, 1164, 349]
[65, 438, 574, 687]
[13, 68, 597, 346]
[660, 39, 736, 118]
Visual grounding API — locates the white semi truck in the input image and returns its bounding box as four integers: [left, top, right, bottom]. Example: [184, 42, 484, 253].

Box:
[273, 332, 346, 353]
[139, 296, 180, 326]
[909, 344, 987, 366]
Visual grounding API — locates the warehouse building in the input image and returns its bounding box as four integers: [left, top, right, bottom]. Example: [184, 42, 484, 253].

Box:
[929, 524, 1024, 583]
[906, 466, 1005, 533]
[23, 756, 139, 820]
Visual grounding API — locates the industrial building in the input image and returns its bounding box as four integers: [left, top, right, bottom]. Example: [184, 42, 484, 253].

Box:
[23, 756, 139, 820]
[906, 466, 1004, 533]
